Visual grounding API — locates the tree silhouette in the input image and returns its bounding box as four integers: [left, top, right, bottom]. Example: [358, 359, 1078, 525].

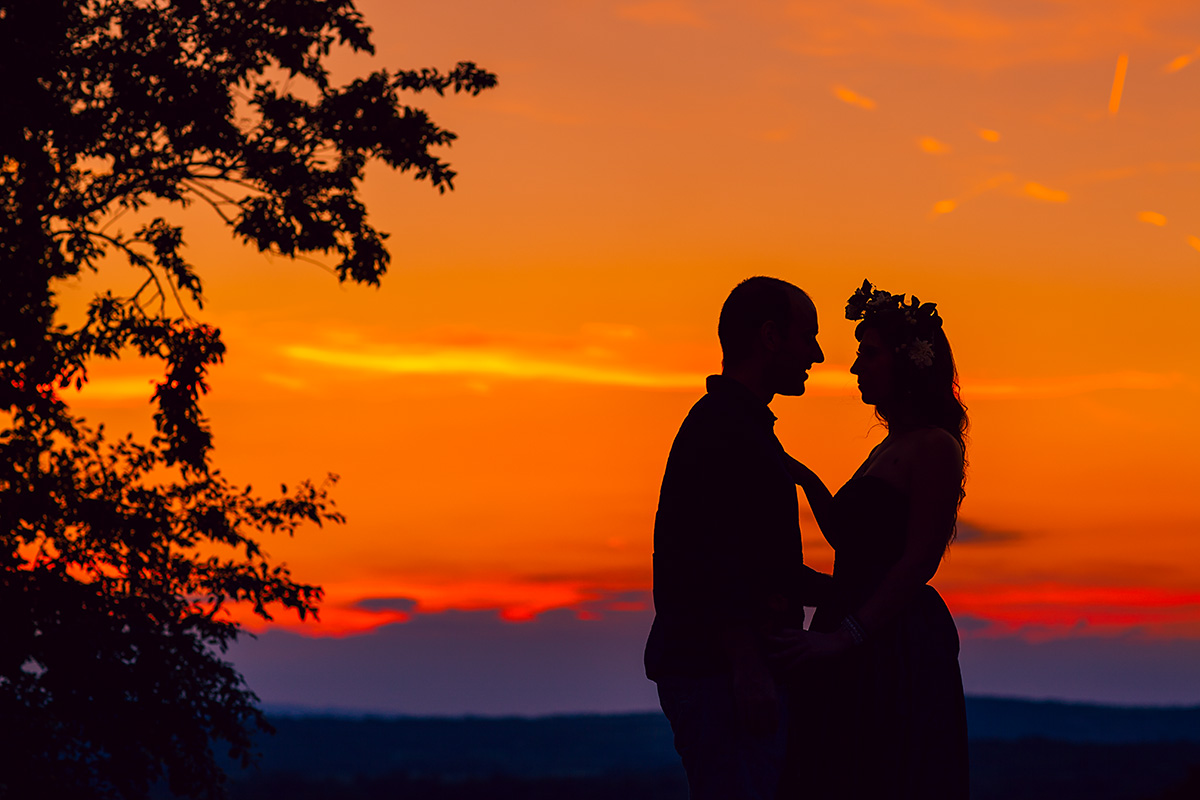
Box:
[0, 1, 495, 797]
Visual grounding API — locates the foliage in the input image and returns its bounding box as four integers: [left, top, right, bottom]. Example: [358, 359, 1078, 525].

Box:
[0, 0, 495, 797]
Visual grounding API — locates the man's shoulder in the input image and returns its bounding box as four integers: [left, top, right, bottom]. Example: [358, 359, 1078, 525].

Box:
[666, 392, 768, 470]
[675, 390, 744, 440]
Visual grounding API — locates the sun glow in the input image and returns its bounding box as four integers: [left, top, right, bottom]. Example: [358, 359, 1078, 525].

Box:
[283, 344, 706, 389]
[51, 1, 1199, 703]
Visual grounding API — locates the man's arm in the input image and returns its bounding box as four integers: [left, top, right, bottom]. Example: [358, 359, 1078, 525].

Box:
[694, 430, 783, 736]
[793, 563, 833, 607]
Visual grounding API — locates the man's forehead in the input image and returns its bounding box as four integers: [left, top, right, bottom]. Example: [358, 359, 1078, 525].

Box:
[789, 289, 818, 327]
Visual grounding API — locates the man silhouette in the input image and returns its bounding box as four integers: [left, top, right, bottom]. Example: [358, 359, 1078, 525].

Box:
[645, 276, 831, 800]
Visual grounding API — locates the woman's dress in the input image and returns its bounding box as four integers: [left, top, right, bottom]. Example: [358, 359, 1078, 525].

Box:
[784, 475, 969, 799]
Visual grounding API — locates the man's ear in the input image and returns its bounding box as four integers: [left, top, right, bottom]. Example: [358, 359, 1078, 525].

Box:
[760, 319, 782, 353]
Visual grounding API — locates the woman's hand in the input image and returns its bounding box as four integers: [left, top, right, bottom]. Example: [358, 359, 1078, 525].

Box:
[779, 452, 838, 547]
[769, 627, 855, 674]
[781, 452, 816, 487]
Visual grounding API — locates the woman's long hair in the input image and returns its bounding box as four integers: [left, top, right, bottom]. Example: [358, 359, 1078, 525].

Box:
[856, 319, 969, 516]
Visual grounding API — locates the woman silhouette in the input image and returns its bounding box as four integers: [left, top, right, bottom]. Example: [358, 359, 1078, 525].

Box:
[774, 280, 970, 799]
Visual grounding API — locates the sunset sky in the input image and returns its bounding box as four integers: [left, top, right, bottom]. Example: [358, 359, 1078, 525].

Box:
[60, 0, 1200, 713]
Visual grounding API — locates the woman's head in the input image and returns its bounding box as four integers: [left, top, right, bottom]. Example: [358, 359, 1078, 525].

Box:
[846, 280, 969, 498]
[851, 320, 961, 428]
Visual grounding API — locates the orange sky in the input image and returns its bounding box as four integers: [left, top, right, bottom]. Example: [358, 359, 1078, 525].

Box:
[57, 0, 1200, 658]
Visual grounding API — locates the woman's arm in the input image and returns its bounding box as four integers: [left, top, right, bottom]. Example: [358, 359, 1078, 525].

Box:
[852, 429, 962, 635]
[782, 453, 838, 548]
[771, 430, 962, 669]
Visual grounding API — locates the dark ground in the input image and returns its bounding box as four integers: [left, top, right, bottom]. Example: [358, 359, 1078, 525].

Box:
[211, 699, 1200, 799]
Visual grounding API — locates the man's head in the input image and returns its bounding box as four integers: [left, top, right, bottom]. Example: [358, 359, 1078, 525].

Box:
[718, 276, 823, 397]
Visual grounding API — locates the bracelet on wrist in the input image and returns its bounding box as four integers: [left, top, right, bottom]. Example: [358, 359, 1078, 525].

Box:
[839, 614, 866, 646]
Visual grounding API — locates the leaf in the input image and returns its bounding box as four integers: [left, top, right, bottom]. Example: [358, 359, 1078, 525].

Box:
[0, 0, 490, 793]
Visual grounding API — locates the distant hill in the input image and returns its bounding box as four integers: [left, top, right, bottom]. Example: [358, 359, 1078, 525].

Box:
[243, 713, 676, 780]
[260, 695, 1200, 752]
[209, 698, 1200, 800]
[966, 696, 1200, 743]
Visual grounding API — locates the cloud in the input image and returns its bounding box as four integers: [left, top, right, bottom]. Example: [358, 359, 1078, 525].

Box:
[229, 605, 660, 716]
[282, 339, 855, 395]
[283, 335, 1193, 401]
[254, 575, 655, 637]
[1164, 46, 1200, 72]
[777, 0, 1199, 70]
[483, 99, 585, 127]
[929, 172, 1014, 217]
[759, 127, 795, 142]
[576, 589, 653, 617]
[283, 344, 705, 390]
[782, 0, 1013, 64]
[943, 584, 1200, 639]
[1108, 52, 1129, 114]
[260, 372, 308, 391]
[967, 371, 1191, 398]
[1068, 161, 1200, 186]
[354, 596, 419, 614]
[956, 521, 1022, 545]
[616, 0, 707, 28]
[1136, 210, 1168, 226]
[1165, 53, 1193, 72]
[1023, 181, 1070, 203]
[227, 600, 1200, 715]
[918, 136, 950, 154]
[832, 85, 876, 109]
[579, 323, 643, 340]
[958, 628, 1200, 705]
[931, 199, 957, 216]
[63, 375, 158, 403]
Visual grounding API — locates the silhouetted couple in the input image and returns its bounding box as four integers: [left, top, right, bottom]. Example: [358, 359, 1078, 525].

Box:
[644, 277, 969, 799]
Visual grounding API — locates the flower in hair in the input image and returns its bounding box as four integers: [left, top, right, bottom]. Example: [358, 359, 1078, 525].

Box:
[905, 294, 942, 330]
[908, 338, 934, 368]
[845, 279, 901, 321]
[867, 290, 896, 310]
[845, 279, 873, 321]
[846, 279, 943, 368]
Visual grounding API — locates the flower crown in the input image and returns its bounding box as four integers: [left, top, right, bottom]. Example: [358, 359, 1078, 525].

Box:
[845, 279, 942, 368]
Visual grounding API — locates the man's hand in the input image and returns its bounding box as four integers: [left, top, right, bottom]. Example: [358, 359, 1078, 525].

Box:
[722, 625, 781, 737]
[733, 658, 780, 739]
[770, 627, 854, 674]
